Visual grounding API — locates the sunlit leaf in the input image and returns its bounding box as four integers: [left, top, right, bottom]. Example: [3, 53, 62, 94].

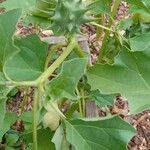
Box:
[87, 47, 150, 113]
[90, 90, 116, 107]
[0, 9, 21, 71]
[46, 58, 87, 100]
[0, 112, 17, 140]
[4, 34, 48, 81]
[65, 116, 136, 150]
[0, 0, 36, 11]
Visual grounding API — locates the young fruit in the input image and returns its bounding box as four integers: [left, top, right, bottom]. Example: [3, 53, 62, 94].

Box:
[51, 0, 92, 35]
[43, 102, 60, 131]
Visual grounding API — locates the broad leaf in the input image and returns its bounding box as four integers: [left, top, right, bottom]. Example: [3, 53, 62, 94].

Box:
[88, 0, 112, 15]
[6, 133, 19, 146]
[127, 0, 150, 23]
[0, 0, 36, 11]
[129, 33, 150, 51]
[0, 78, 13, 130]
[37, 128, 55, 150]
[23, 0, 56, 29]
[0, 112, 17, 140]
[65, 116, 136, 150]
[87, 47, 150, 113]
[5, 146, 15, 150]
[4, 34, 48, 81]
[46, 58, 87, 100]
[23, 128, 55, 150]
[127, 0, 150, 13]
[52, 125, 70, 150]
[90, 90, 116, 107]
[0, 98, 7, 130]
[0, 9, 21, 71]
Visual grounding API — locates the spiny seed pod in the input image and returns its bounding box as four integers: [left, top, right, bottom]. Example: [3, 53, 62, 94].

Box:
[51, 0, 92, 35]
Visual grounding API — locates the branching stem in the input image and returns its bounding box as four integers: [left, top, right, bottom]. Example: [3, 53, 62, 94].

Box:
[32, 88, 39, 150]
[98, 0, 121, 62]
[37, 36, 76, 84]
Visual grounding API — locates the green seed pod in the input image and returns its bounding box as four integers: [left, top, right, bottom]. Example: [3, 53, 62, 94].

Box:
[51, 0, 92, 35]
[43, 102, 60, 131]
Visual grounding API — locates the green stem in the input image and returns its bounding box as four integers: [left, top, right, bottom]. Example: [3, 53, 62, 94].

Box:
[97, 0, 121, 62]
[91, 22, 114, 32]
[74, 43, 85, 58]
[3, 37, 76, 88]
[75, 43, 92, 67]
[44, 44, 65, 70]
[65, 102, 78, 119]
[32, 88, 39, 150]
[50, 101, 66, 119]
[96, 14, 105, 40]
[37, 36, 76, 84]
[80, 88, 85, 117]
[79, 100, 83, 118]
[76, 88, 83, 117]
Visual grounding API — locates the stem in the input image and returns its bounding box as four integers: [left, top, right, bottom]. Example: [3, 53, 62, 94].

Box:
[79, 100, 83, 118]
[75, 43, 92, 67]
[96, 14, 105, 40]
[91, 22, 114, 32]
[1, 78, 37, 87]
[44, 44, 64, 70]
[32, 88, 39, 150]
[98, 0, 121, 62]
[76, 88, 83, 117]
[65, 102, 78, 119]
[80, 88, 85, 117]
[37, 36, 76, 84]
[74, 43, 85, 58]
[50, 101, 66, 119]
[2, 37, 75, 88]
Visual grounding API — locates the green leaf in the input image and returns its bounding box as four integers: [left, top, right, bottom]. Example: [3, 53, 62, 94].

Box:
[0, 112, 17, 140]
[37, 128, 54, 150]
[6, 133, 19, 146]
[87, 47, 150, 113]
[90, 90, 116, 107]
[0, 9, 21, 71]
[0, 98, 7, 130]
[46, 58, 87, 100]
[4, 34, 48, 81]
[23, 14, 51, 29]
[88, 0, 112, 15]
[23, 128, 55, 150]
[19, 111, 32, 123]
[127, 0, 150, 23]
[0, 0, 36, 11]
[127, 0, 146, 10]
[0, 84, 13, 137]
[52, 125, 69, 150]
[129, 33, 150, 51]
[64, 116, 136, 150]
[23, 0, 56, 29]
[5, 146, 15, 150]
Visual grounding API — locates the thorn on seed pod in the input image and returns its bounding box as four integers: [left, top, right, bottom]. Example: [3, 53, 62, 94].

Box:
[51, 0, 93, 35]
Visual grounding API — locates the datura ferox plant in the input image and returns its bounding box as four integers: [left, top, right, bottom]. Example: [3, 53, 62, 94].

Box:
[0, 0, 150, 150]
